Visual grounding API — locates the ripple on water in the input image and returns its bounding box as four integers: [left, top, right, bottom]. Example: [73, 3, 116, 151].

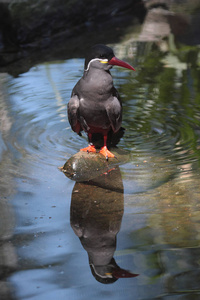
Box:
[6, 60, 86, 166]
[119, 78, 200, 181]
[5, 57, 200, 184]
[2, 51, 200, 300]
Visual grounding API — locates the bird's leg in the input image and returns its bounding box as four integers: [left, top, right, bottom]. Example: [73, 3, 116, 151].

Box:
[99, 135, 115, 160]
[80, 133, 96, 153]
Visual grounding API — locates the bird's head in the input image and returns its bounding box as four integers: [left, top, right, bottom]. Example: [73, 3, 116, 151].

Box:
[84, 44, 135, 72]
[89, 258, 139, 284]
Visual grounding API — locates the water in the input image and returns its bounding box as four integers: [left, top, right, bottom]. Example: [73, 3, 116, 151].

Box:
[1, 41, 200, 299]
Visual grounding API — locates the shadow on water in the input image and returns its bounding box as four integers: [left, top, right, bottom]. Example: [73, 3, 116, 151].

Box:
[1, 2, 200, 299]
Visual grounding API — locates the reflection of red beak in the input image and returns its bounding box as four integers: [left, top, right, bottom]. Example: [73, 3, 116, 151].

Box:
[108, 56, 135, 71]
[112, 268, 139, 278]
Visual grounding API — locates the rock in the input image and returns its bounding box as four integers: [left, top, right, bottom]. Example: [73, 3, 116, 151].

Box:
[0, 0, 146, 75]
[60, 148, 130, 182]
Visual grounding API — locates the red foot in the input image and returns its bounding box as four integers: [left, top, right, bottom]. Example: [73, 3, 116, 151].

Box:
[99, 146, 115, 160]
[80, 144, 96, 153]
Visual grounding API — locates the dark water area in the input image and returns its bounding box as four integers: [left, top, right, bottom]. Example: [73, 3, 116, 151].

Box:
[1, 19, 200, 300]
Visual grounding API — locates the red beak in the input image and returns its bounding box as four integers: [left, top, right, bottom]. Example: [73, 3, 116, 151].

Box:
[112, 268, 139, 278]
[108, 56, 135, 71]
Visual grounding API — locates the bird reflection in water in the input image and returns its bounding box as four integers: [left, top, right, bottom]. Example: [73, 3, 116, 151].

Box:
[70, 166, 138, 284]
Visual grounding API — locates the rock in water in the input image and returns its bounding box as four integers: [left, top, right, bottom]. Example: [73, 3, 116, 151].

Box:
[60, 148, 129, 182]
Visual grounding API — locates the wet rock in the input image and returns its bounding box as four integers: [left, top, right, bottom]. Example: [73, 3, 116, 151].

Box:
[0, 0, 146, 75]
[142, 0, 200, 45]
[61, 148, 130, 182]
[1, 0, 200, 75]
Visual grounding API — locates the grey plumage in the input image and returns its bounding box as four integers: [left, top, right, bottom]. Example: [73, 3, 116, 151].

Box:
[67, 44, 135, 158]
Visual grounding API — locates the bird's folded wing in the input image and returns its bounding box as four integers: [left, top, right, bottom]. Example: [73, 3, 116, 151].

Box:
[106, 96, 122, 133]
[67, 95, 81, 134]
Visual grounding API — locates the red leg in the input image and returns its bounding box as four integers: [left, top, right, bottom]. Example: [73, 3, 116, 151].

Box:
[99, 135, 115, 159]
[80, 133, 96, 153]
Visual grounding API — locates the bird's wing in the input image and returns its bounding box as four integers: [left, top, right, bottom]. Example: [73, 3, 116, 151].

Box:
[67, 94, 81, 134]
[106, 96, 122, 133]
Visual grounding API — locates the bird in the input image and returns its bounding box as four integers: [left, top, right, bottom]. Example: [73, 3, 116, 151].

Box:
[67, 44, 135, 159]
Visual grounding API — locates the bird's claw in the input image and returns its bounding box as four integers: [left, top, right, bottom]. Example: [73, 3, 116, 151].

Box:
[99, 146, 115, 159]
[80, 144, 96, 153]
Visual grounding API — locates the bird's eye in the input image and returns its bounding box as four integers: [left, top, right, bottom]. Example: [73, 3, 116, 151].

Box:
[99, 54, 105, 58]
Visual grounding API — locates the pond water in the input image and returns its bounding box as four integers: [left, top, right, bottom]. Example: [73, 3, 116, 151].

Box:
[1, 41, 200, 300]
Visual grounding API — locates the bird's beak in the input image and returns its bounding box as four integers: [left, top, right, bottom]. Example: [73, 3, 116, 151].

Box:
[108, 56, 135, 71]
[112, 268, 139, 278]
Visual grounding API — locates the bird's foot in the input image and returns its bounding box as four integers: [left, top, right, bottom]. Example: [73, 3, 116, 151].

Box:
[99, 146, 115, 160]
[80, 144, 96, 153]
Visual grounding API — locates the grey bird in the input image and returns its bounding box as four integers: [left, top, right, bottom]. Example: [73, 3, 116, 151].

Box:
[68, 44, 135, 159]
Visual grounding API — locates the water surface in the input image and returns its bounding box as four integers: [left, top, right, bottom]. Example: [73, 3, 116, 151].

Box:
[0, 41, 200, 299]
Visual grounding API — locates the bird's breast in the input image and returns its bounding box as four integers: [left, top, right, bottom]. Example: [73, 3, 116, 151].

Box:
[77, 70, 116, 130]
[79, 97, 111, 129]
[82, 70, 113, 97]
